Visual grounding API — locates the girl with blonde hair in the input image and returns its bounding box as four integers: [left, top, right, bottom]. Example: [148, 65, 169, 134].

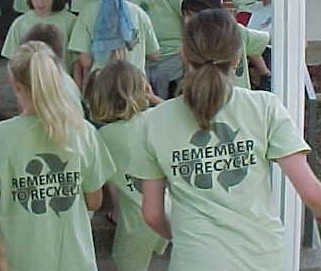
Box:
[84, 59, 167, 271]
[0, 40, 115, 271]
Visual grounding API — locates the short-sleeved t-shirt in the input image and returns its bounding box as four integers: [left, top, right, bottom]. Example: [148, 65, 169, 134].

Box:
[13, 0, 29, 13]
[235, 24, 269, 89]
[0, 116, 116, 271]
[129, 87, 310, 271]
[69, 0, 98, 13]
[98, 113, 168, 271]
[63, 71, 84, 116]
[1, 10, 76, 73]
[68, 1, 159, 72]
[129, 0, 183, 59]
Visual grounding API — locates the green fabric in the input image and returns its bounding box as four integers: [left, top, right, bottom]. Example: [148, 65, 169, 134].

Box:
[129, 0, 183, 59]
[98, 112, 168, 271]
[70, 0, 99, 13]
[234, 24, 269, 89]
[13, 0, 29, 13]
[63, 71, 84, 116]
[68, 1, 159, 72]
[129, 88, 310, 271]
[0, 116, 116, 271]
[233, 0, 260, 12]
[1, 10, 77, 74]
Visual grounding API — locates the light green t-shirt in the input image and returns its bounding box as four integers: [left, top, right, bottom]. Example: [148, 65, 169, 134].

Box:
[235, 24, 269, 89]
[63, 71, 84, 116]
[68, 1, 159, 72]
[129, 0, 183, 59]
[69, 0, 99, 13]
[233, 0, 257, 11]
[13, 0, 29, 13]
[1, 10, 77, 73]
[98, 112, 168, 271]
[129, 88, 310, 271]
[0, 116, 116, 271]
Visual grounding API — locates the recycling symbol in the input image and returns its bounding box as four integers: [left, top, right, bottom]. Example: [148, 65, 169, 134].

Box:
[179, 122, 249, 191]
[16, 153, 77, 216]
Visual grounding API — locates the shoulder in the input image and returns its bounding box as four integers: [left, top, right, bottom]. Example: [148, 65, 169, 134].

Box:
[231, 87, 280, 109]
[126, 1, 149, 19]
[143, 97, 185, 122]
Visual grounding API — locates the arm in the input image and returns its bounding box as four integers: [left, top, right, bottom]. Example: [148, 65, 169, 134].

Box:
[84, 189, 103, 211]
[145, 83, 164, 105]
[277, 152, 321, 218]
[142, 178, 172, 240]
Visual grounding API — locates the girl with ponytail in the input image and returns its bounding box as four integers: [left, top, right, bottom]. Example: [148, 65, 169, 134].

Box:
[0, 40, 116, 271]
[129, 8, 321, 271]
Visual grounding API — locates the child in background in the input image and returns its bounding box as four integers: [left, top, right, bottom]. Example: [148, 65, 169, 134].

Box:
[68, 0, 159, 91]
[130, 9, 321, 271]
[84, 59, 167, 271]
[181, 0, 271, 91]
[0, 41, 116, 271]
[1, 0, 76, 74]
[20, 23, 84, 115]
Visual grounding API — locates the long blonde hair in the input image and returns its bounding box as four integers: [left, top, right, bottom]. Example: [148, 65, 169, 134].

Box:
[8, 41, 84, 145]
[85, 60, 148, 123]
[182, 9, 241, 130]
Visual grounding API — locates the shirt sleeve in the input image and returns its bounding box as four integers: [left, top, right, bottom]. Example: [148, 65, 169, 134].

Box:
[239, 24, 270, 57]
[266, 95, 311, 160]
[141, 9, 160, 55]
[128, 114, 166, 180]
[81, 125, 116, 192]
[1, 18, 21, 59]
[68, 9, 93, 53]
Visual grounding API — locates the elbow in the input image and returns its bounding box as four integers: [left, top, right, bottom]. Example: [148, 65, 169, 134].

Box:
[86, 200, 102, 211]
[147, 52, 159, 62]
[85, 190, 103, 211]
[143, 209, 163, 230]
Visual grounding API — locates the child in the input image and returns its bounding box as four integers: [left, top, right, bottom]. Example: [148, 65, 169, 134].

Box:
[129, 9, 321, 271]
[181, 0, 271, 91]
[84, 59, 167, 271]
[68, 0, 159, 90]
[21, 23, 84, 115]
[0, 40, 116, 271]
[1, 0, 76, 73]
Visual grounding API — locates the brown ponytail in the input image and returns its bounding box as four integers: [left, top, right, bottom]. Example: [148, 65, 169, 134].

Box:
[182, 9, 241, 130]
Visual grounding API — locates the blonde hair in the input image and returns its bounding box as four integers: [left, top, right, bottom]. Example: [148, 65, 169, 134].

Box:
[182, 9, 241, 130]
[85, 60, 148, 123]
[8, 41, 84, 145]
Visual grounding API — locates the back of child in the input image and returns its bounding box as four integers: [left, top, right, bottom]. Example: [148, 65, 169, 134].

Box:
[84, 59, 168, 271]
[0, 40, 116, 271]
[2, 0, 76, 73]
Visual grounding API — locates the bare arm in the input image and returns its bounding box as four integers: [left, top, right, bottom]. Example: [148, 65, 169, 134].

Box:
[142, 178, 172, 240]
[277, 152, 321, 218]
[84, 189, 103, 211]
[146, 52, 159, 62]
[145, 84, 164, 105]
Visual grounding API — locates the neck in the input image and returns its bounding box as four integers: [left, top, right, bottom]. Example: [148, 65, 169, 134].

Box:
[34, 10, 51, 17]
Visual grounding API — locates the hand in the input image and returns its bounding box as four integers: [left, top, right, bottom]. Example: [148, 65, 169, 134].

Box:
[145, 84, 163, 105]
